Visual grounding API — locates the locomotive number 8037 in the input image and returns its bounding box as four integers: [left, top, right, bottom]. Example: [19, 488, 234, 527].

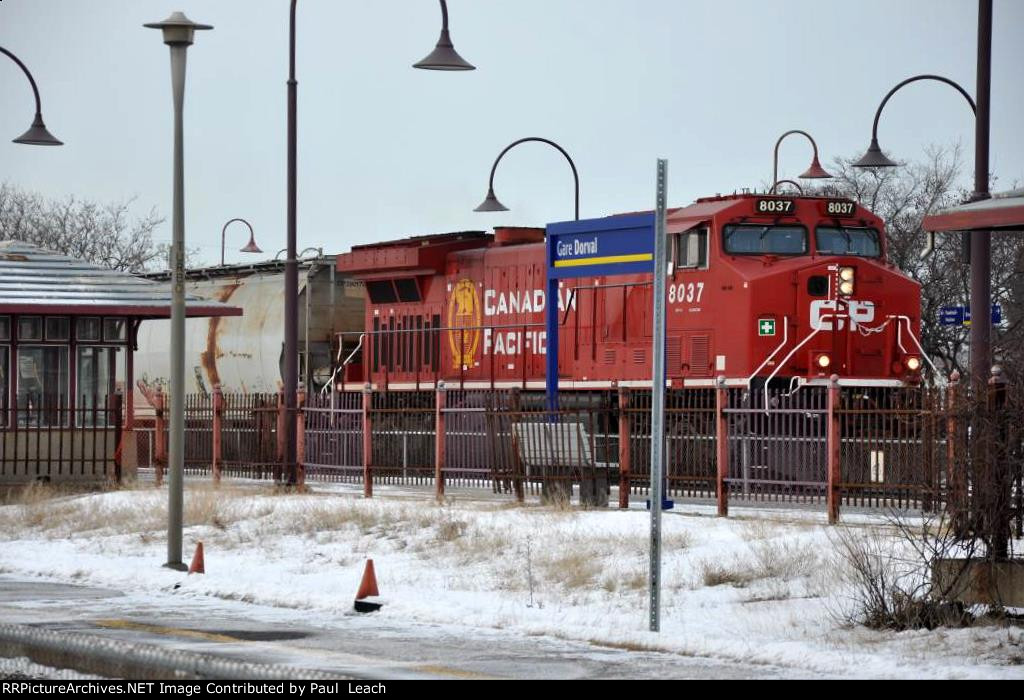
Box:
[336, 193, 925, 393]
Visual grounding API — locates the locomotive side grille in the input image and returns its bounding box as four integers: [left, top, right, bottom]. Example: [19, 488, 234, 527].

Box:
[667, 336, 682, 370]
[690, 335, 710, 376]
[604, 349, 617, 365]
[633, 348, 646, 365]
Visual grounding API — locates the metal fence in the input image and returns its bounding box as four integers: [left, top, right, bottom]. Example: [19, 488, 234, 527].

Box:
[123, 381, 1024, 523]
[304, 392, 363, 482]
[0, 395, 123, 484]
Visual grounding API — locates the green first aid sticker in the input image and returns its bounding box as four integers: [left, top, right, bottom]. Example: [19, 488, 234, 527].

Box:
[758, 319, 776, 337]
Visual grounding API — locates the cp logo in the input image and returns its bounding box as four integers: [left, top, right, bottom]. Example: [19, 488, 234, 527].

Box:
[810, 299, 876, 331]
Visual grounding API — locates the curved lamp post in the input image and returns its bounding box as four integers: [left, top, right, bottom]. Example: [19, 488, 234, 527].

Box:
[770, 130, 831, 193]
[221, 218, 262, 267]
[0, 46, 62, 145]
[144, 11, 213, 571]
[851, 70, 990, 390]
[853, 75, 977, 170]
[772, 179, 804, 195]
[283, 0, 475, 486]
[474, 137, 580, 221]
[414, 0, 476, 70]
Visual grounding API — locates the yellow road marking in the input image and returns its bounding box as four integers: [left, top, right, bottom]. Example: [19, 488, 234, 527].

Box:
[93, 619, 239, 643]
[413, 664, 500, 680]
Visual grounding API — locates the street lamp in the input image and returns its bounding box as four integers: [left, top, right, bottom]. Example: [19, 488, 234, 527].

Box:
[221, 218, 262, 267]
[283, 0, 475, 486]
[414, 0, 476, 71]
[474, 137, 581, 221]
[0, 46, 62, 146]
[851, 69, 988, 388]
[145, 11, 213, 571]
[853, 75, 977, 170]
[770, 130, 831, 194]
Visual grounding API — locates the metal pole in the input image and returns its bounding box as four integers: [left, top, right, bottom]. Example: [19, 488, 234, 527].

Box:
[166, 43, 188, 571]
[284, 0, 300, 485]
[970, 0, 992, 390]
[648, 158, 668, 632]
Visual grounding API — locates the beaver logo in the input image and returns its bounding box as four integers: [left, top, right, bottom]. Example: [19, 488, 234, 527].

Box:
[447, 279, 481, 369]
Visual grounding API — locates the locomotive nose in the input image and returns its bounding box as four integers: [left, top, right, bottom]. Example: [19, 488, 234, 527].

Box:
[796, 259, 922, 382]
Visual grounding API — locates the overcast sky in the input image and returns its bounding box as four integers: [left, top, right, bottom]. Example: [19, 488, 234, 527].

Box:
[2, 0, 1022, 266]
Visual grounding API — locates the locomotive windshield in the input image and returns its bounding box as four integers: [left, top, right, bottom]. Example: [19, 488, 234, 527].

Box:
[815, 227, 881, 258]
[723, 225, 807, 256]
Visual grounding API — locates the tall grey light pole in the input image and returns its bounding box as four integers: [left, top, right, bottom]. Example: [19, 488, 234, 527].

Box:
[145, 11, 213, 571]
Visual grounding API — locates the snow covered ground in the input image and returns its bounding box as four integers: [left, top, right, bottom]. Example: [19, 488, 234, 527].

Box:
[0, 481, 1022, 679]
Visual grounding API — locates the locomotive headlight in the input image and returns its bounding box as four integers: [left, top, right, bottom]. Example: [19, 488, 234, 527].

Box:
[816, 354, 832, 369]
[905, 356, 922, 372]
[838, 267, 855, 296]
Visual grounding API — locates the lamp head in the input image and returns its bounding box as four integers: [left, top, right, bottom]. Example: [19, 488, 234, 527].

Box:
[474, 188, 509, 213]
[853, 137, 898, 169]
[240, 234, 262, 255]
[144, 11, 213, 47]
[414, 29, 475, 71]
[799, 155, 833, 179]
[13, 114, 62, 146]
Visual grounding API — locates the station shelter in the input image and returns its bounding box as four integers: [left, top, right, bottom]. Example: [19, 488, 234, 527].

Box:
[0, 241, 240, 485]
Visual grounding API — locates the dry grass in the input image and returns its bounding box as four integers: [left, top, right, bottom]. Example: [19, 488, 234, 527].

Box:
[698, 537, 820, 589]
[539, 549, 603, 589]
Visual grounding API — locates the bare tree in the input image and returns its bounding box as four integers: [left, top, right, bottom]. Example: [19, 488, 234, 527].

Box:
[0, 182, 167, 272]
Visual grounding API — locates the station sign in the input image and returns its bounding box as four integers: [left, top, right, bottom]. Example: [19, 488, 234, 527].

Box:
[939, 304, 1002, 326]
[547, 213, 655, 279]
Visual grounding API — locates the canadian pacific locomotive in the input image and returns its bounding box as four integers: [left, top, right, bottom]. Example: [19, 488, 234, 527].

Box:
[335, 193, 926, 393]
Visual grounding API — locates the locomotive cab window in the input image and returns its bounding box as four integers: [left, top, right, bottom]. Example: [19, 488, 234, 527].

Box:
[723, 225, 807, 256]
[675, 228, 708, 269]
[815, 227, 881, 258]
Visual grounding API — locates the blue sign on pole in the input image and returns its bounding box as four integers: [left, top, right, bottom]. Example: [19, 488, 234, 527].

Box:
[545, 213, 655, 410]
[938, 304, 1002, 326]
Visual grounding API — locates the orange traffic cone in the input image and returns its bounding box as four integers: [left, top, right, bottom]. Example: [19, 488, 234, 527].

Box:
[354, 559, 382, 613]
[188, 542, 205, 575]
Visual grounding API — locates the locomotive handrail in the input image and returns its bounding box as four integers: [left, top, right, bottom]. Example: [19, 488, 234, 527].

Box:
[760, 314, 846, 414]
[894, 315, 943, 380]
[746, 315, 790, 387]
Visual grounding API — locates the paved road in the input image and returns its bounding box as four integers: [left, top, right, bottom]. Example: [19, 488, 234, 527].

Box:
[0, 576, 805, 679]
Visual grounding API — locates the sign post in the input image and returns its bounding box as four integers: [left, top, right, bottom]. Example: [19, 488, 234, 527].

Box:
[544, 162, 669, 632]
[648, 158, 669, 632]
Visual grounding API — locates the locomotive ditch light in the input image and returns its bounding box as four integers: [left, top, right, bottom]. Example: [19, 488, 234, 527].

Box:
[816, 353, 832, 369]
[905, 356, 922, 372]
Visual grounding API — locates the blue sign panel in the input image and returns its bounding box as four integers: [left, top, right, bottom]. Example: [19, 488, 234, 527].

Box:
[543, 213, 655, 412]
[547, 213, 655, 280]
[939, 306, 966, 326]
[938, 304, 1002, 326]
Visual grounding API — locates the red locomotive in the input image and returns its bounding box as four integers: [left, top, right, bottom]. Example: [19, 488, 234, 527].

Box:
[336, 193, 926, 393]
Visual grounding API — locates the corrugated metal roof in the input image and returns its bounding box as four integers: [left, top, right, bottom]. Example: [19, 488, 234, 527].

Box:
[0, 240, 241, 318]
